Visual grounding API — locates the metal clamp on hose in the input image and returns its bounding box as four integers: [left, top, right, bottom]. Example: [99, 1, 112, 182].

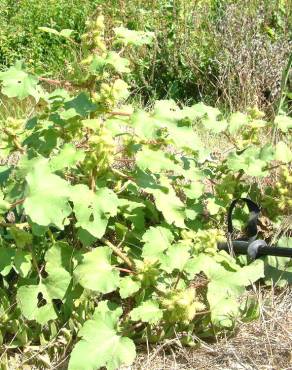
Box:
[247, 239, 267, 259]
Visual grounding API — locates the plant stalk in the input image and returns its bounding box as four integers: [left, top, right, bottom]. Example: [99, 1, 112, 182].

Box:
[101, 237, 135, 270]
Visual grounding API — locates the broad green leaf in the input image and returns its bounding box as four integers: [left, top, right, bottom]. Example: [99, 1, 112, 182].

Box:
[24, 159, 72, 229]
[184, 254, 218, 278]
[275, 141, 292, 163]
[70, 184, 118, 239]
[59, 108, 79, 120]
[259, 144, 275, 162]
[215, 259, 265, 286]
[45, 241, 74, 273]
[160, 244, 190, 273]
[275, 115, 292, 132]
[180, 157, 205, 181]
[64, 93, 97, 117]
[0, 166, 12, 186]
[9, 226, 32, 248]
[130, 300, 163, 324]
[240, 296, 259, 322]
[136, 148, 179, 174]
[81, 118, 102, 130]
[151, 100, 212, 152]
[38, 26, 60, 36]
[134, 170, 167, 194]
[0, 61, 40, 100]
[277, 236, 292, 248]
[0, 246, 15, 276]
[0, 190, 10, 214]
[30, 223, 48, 237]
[89, 55, 108, 74]
[207, 260, 264, 327]
[190, 102, 225, 132]
[73, 247, 119, 293]
[119, 276, 141, 299]
[264, 237, 292, 287]
[206, 198, 223, 216]
[18, 153, 50, 175]
[46, 88, 70, 103]
[228, 112, 249, 135]
[166, 123, 202, 152]
[77, 228, 97, 247]
[59, 29, 75, 38]
[152, 178, 186, 228]
[50, 144, 85, 172]
[0, 288, 10, 319]
[17, 284, 57, 324]
[203, 117, 228, 133]
[130, 111, 161, 140]
[214, 251, 240, 272]
[185, 207, 200, 220]
[142, 226, 174, 259]
[39, 27, 75, 40]
[264, 260, 292, 287]
[43, 269, 72, 301]
[114, 26, 154, 46]
[249, 119, 267, 129]
[183, 181, 205, 199]
[69, 304, 136, 370]
[153, 100, 220, 124]
[226, 147, 268, 177]
[106, 51, 130, 73]
[17, 243, 74, 322]
[111, 79, 129, 101]
[186, 102, 220, 120]
[118, 199, 145, 231]
[14, 250, 31, 277]
[92, 300, 123, 323]
[44, 242, 73, 300]
[38, 27, 75, 39]
[153, 100, 184, 122]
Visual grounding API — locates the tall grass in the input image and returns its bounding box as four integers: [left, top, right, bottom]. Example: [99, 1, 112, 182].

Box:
[101, 0, 292, 114]
[0, 0, 99, 76]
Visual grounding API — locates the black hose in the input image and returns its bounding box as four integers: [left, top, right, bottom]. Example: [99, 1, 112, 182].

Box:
[218, 241, 292, 258]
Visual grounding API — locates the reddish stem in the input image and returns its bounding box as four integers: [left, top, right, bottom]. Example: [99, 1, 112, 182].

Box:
[39, 77, 72, 88]
[116, 267, 136, 274]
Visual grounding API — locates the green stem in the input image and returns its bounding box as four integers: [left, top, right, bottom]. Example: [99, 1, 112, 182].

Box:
[277, 52, 292, 115]
[173, 271, 182, 290]
[28, 244, 41, 280]
[47, 229, 55, 243]
[273, 52, 292, 142]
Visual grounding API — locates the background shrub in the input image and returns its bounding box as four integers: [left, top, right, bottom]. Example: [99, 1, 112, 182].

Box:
[100, 0, 292, 114]
[0, 0, 291, 114]
[0, 0, 99, 76]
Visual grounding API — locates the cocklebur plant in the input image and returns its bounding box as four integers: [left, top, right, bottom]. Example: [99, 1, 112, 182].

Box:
[0, 16, 291, 370]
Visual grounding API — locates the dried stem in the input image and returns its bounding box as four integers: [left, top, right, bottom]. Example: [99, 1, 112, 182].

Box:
[109, 111, 132, 117]
[101, 237, 135, 270]
[9, 198, 25, 210]
[0, 222, 29, 229]
[3, 128, 25, 154]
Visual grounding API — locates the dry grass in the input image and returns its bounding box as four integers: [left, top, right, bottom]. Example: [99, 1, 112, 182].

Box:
[132, 288, 292, 370]
[3, 287, 291, 369]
